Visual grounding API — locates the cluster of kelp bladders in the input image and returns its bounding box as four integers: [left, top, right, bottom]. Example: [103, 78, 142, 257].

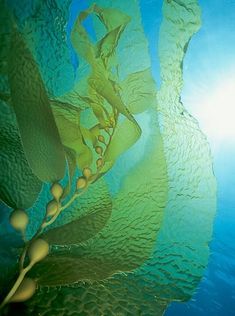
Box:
[0, 3, 146, 309]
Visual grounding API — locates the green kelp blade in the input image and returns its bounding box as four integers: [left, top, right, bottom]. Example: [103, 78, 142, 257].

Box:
[101, 117, 141, 173]
[94, 5, 130, 30]
[70, 8, 96, 64]
[80, 125, 99, 147]
[121, 68, 157, 114]
[41, 177, 112, 245]
[42, 195, 112, 245]
[0, 0, 11, 75]
[51, 101, 93, 171]
[74, 118, 167, 272]
[95, 26, 123, 60]
[88, 99, 107, 128]
[51, 77, 92, 111]
[0, 102, 42, 209]
[94, 6, 130, 65]
[30, 255, 121, 286]
[71, 5, 136, 124]
[50, 100, 81, 124]
[88, 67, 136, 123]
[8, 29, 66, 182]
[148, 0, 216, 302]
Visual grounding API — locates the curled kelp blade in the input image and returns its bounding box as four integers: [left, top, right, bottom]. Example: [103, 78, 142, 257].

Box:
[8, 29, 66, 182]
[70, 4, 142, 175]
[94, 5, 131, 60]
[70, 4, 139, 125]
[0, 102, 42, 209]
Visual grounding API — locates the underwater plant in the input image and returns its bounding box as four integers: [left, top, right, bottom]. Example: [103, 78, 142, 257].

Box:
[0, 1, 158, 311]
[0, 0, 216, 315]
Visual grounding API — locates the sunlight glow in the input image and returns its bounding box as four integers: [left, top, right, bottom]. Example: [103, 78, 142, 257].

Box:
[198, 79, 235, 140]
[183, 72, 235, 147]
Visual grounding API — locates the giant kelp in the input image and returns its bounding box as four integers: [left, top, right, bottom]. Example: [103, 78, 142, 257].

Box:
[152, 0, 216, 300]
[0, 101, 42, 209]
[8, 28, 66, 182]
[0, 0, 216, 315]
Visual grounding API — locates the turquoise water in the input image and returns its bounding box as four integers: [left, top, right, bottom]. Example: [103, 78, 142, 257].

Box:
[140, 0, 235, 314]
[164, 0, 235, 314]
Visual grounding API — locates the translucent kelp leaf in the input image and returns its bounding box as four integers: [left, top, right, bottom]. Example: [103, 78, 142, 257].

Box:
[70, 4, 144, 176]
[149, 0, 216, 302]
[42, 182, 112, 245]
[0, 102, 42, 209]
[80, 125, 99, 147]
[54, 78, 91, 111]
[56, 177, 112, 226]
[42, 205, 111, 246]
[101, 118, 141, 173]
[8, 29, 66, 182]
[121, 68, 157, 114]
[51, 101, 93, 170]
[95, 25, 123, 60]
[94, 6, 131, 62]
[87, 98, 107, 128]
[71, 5, 139, 125]
[30, 255, 121, 286]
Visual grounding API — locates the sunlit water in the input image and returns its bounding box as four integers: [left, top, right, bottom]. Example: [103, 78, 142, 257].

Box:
[164, 0, 235, 314]
[140, 0, 235, 314]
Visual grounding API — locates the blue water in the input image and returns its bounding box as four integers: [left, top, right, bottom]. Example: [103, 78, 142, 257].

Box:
[139, 0, 235, 315]
[164, 0, 235, 314]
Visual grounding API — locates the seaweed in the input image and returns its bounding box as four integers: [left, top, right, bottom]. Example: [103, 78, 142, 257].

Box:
[0, 102, 42, 209]
[8, 29, 66, 182]
[0, 2, 151, 310]
[0, 0, 217, 315]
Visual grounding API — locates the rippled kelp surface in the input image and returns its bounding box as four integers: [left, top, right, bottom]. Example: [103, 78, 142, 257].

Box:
[0, 0, 216, 315]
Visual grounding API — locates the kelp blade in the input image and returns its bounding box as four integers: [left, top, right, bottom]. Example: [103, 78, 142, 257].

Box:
[42, 178, 112, 245]
[0, 101, 42, 209]
[8, 29, 66, 182]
